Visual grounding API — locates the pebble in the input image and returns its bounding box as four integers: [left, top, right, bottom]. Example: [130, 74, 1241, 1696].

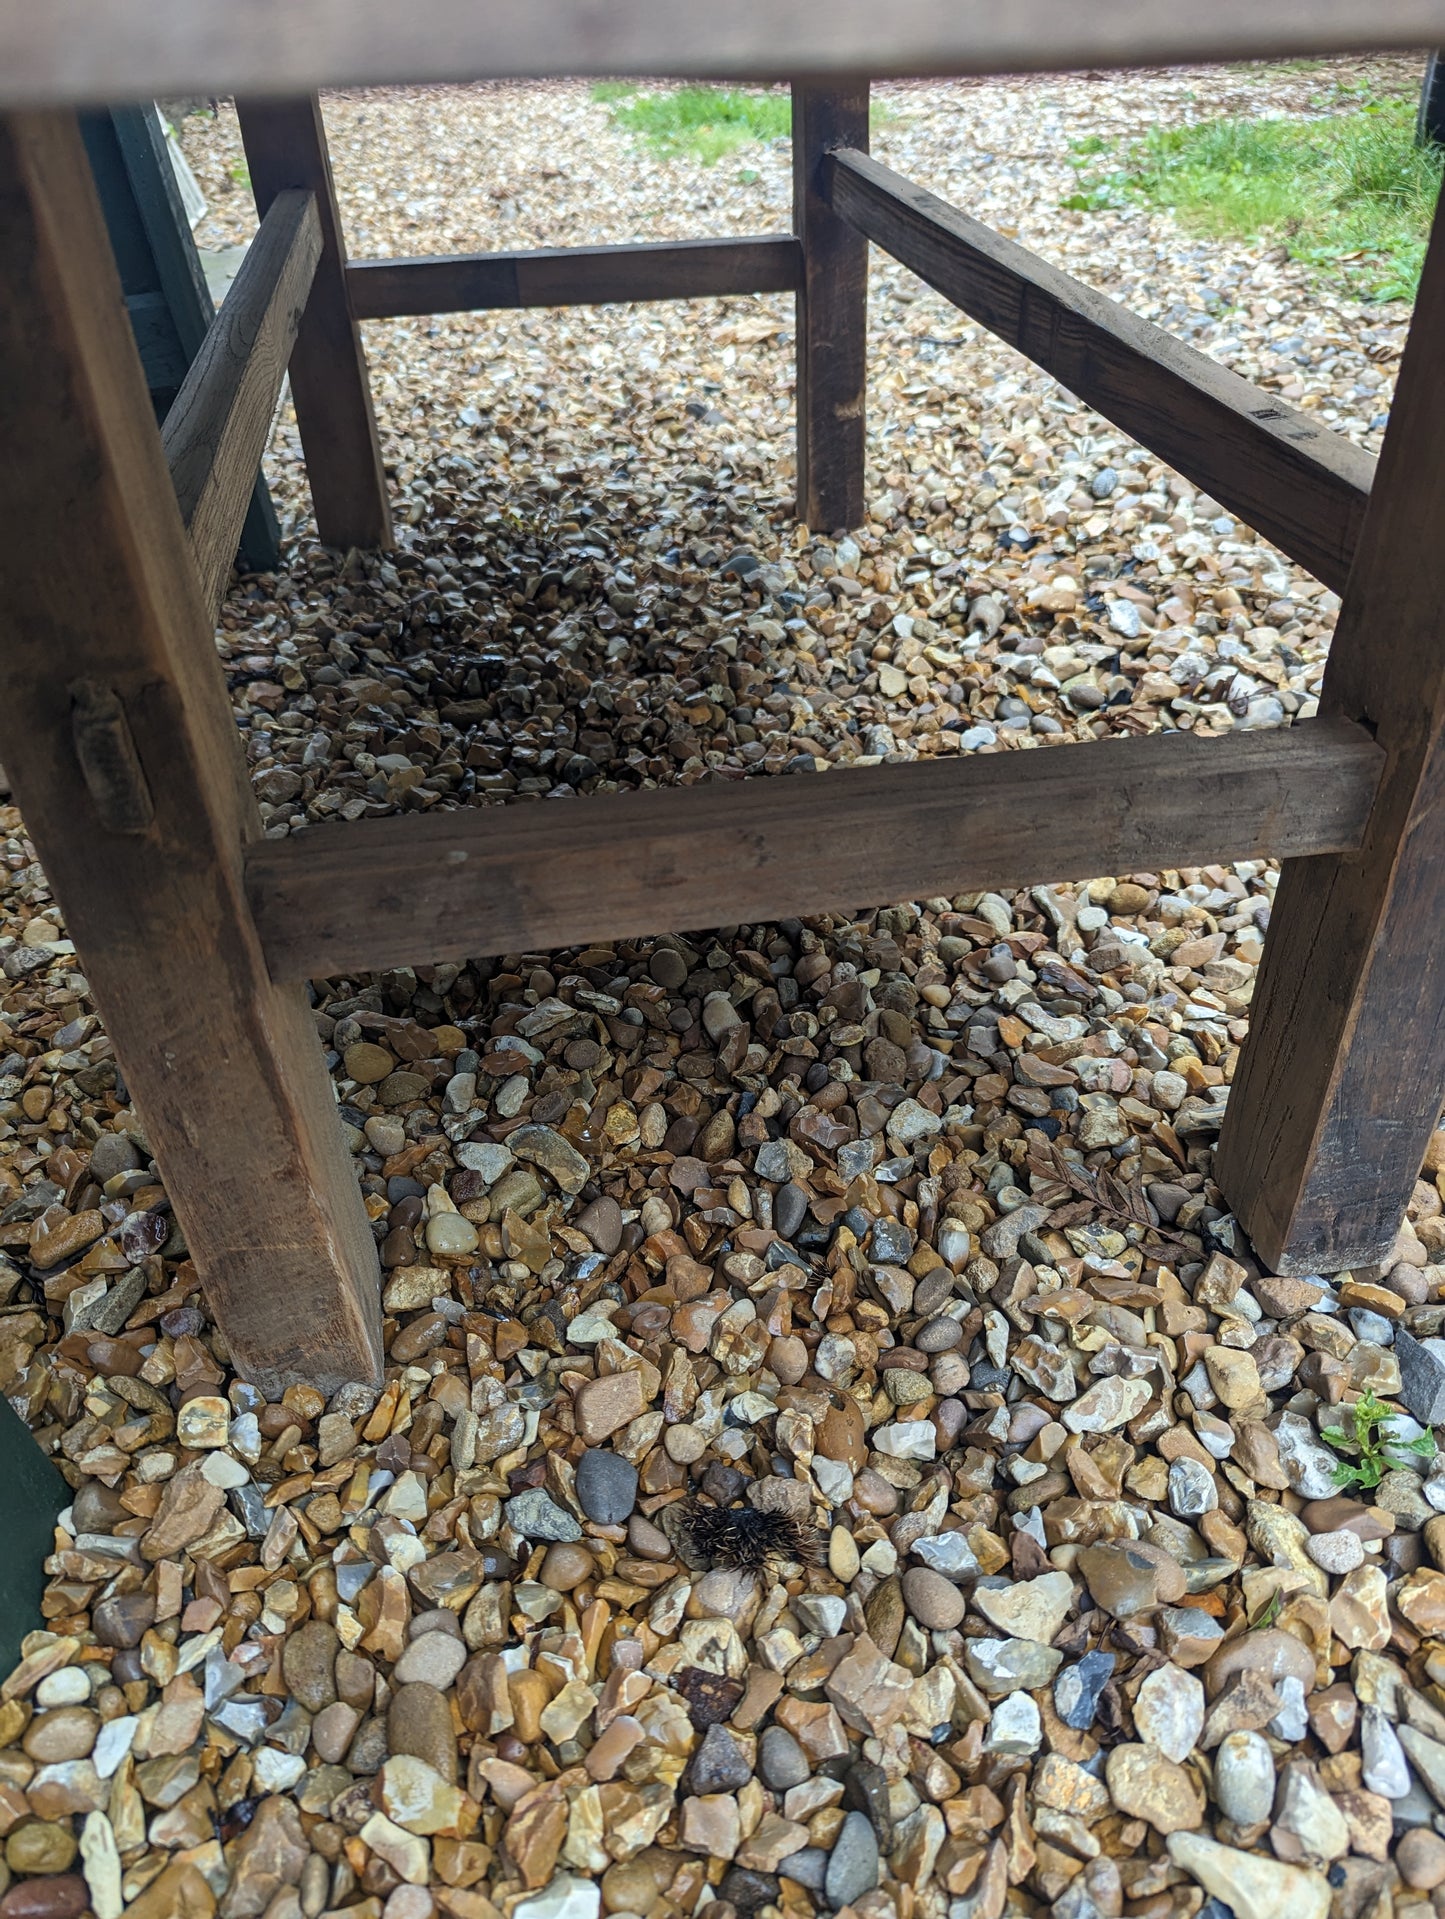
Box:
[387, 1684, 459, 1784]
[1077, 1541, 1187, 1617]
[281, 1619, 338, 1713]
[1360, 1705, 1410, 1798]
[1166, 1833, 1330, 1919]
[984, 1691, 1042, 1755]
[504, 1489, 582, 1543]
[759, 1727, 811, 1791]
[1134, 1663, 1204, 1763]
[900, 1565, 966, 1631]
[965, 1637, 1064, 1695]
[1104, 1743, 1205, 1833]
[1055, 1651, 1115, 1730]
[1398, 1828, 1445, 1890]
[1213, 1730, 1277, 1825]
[392, 1632, 467, 1689]
[825, 1812, 880, 1908]
[1305, 1528, 1363, 1574]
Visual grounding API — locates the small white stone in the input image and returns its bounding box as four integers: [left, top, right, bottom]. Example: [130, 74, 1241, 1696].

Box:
[79, 1810, 123, 1919]
[871, 1419, 936, 1460]
[984, 1692, 1041, 1755]
[1134, 1663, 1205, 1764]
[252, 1747, 307, 1791]
[860, 1539, 898, 1577]
[35, 1667, 91, 1707]
[514, 1874, 602, 1919]
[812, 1457, 855, 1507]
[92, 1716, 137, 1780]
[1305, 1530, 1363, 1575]
[200, 1450, 250, 1489]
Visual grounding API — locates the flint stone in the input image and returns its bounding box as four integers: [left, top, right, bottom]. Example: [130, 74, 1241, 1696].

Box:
[964, 1637, 1064, 1696]
[1166, 1833, 1329, 1919]
[1055, 1651, 1114, 1730]
[825, 1811, 879, 1907]
[1361, 1706, 1410, 1799]
[505, 1489, 582, 1543]
[1397, 1327, 1445, 1425]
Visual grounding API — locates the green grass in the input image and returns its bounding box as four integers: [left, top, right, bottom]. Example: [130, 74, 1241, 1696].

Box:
[592, 82, 893, 167]
[1062, 88, 1444, 301]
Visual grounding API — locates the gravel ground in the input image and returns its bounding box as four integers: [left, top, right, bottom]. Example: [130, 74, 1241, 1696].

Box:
[0, 60, 1442, 1919]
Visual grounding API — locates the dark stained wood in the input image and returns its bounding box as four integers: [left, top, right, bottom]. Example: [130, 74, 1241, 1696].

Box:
[793, 82, 869, 530]
[248, 718, 1383, 983]
[164, 188, 321, 616]
[826, 148, 1374, 594]
[4, 3, 1445, 106]
[347, 234, 802, 318]
[1214, 191, 1445, 1275]
[235, 96, 391, 551]
[0, 110, 384, 1394]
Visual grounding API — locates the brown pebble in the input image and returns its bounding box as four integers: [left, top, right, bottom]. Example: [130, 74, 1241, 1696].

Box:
[769, 1334, 808, 1384]
[509, 1668, 552, 1744]
[852, 1468, 900, 1517]
[5, 1820, 80, 1876]
[0, 1874, 91, 1918]
[576, 1195, 624, 1254]
[386, 1681, 458, 1784]
[539, 1541, 594, 1592]
[1399, 1827, 1445, 1890]
[900, 1565, 967, 1631]
[22, 1707, 98, 1763]
[627, 1515, 673, 1560]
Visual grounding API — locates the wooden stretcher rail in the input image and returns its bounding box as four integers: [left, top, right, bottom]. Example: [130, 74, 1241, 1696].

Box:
[4, 2, 1445, 107]
[248, 717, 1383, 981]
[162, 187, 322, 617]
[825, 148, 1374, 596]
[347, 234, 803, 318]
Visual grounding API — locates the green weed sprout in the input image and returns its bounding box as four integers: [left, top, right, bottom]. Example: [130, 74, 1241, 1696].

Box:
[1320, 1384, 1437, 1491]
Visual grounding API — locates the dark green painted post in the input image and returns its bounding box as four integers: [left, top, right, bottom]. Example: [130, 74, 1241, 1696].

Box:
[80, 104, 281, 577]
[0, 1395, 66, 1677]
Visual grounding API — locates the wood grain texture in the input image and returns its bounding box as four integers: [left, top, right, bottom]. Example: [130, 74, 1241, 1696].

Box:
[248, 719, 1383, 983]
[164, 188, 320, 616]
[235, 96, 391, 551]
[1214, 190, 1445, 1276]
[793, 83, 869, 531]
[826, 148, 1374, 594]
[0, 111, 383, 1394]
[348, 234, 802, 318]
[3, 2, 1444, 106]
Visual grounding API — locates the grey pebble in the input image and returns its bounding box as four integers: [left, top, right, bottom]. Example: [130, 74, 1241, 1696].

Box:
[504, 1487, 582, 1542]
[758, 1725, 810, 1791]
[826, 1811, 880, 1907]
[574, 1448, 638, 1526]
[774, 1182, 809, 1240]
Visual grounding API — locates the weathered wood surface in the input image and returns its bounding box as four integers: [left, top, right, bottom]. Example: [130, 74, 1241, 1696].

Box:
[1215, 190, 1445, 1275]
[348, 234, 802, 317]
[825, 148, 1374, 594]
[249, 718, 1383, 982]
[235, 96, 391, 551]
[164, 188, 321, 616]
[793, 82, 869, 531]
[3, 2, 1444, 105]
[0, 110, 383, 1394]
